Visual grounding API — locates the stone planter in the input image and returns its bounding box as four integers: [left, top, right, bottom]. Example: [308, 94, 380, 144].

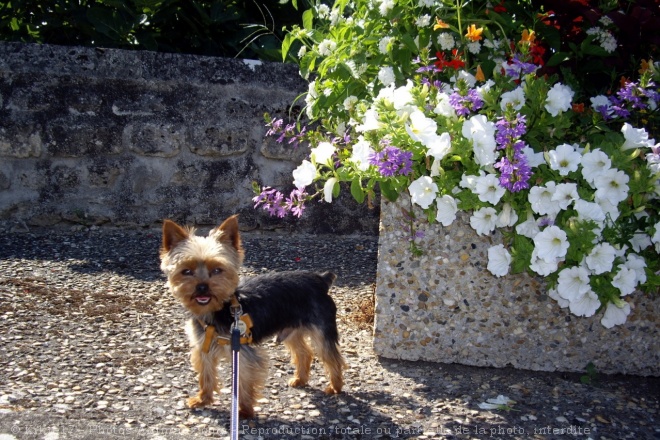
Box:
[373, 195, 660, 376]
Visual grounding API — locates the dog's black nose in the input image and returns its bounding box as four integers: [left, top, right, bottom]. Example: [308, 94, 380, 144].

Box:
[196, 283, 209, 294]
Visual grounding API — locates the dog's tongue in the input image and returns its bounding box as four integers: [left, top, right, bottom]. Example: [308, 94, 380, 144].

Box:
[195, 296, 211, 305]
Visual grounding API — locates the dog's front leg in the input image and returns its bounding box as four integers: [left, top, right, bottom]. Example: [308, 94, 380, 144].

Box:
[187, 343, 221, 408]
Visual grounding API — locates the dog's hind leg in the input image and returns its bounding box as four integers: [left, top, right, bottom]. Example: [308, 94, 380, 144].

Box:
[309, 326, 345, 394]
[282, 328, 314, 388]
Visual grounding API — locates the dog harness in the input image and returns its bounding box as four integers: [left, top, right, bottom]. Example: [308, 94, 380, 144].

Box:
[198, 296, 253, 353]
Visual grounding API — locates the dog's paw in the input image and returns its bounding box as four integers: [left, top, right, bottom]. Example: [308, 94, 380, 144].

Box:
[288, 377, 308, 388]
[187, 395, 212, 408]
[239, 408, 255, 419]
[324, 384, 341, 395]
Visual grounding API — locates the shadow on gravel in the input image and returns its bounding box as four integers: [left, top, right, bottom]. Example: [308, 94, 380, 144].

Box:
[202, 388, 414, 439]
[0, 229, 379, 286]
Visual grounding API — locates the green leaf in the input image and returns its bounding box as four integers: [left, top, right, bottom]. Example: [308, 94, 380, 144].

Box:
[350, 179, 366, 203]
[302, 9, 313, 31]
[379, 180, 400, 202]
[545, 51, 571, 67]
[510, 235, 534, 274]
[281, 33, 293, 62]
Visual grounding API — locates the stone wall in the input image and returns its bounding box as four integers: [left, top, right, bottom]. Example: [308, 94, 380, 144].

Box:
[0, 42, 379, 234]
[374, 196, 659, 376]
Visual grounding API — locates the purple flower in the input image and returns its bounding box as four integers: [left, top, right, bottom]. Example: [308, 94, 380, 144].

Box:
[493, 113, 532, 192]
[253, 186, 287, 217]
[369, 146, 413, 177]
[449, 89, 483, 116]
[504, 54, 539, 77]
[285, 188, 308, 218]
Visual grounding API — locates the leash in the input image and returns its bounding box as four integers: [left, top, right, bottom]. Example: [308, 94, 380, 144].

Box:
[230, 302, 241, 440]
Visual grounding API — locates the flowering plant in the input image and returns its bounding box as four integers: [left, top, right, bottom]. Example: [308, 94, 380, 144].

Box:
[253, 0, 660, 328]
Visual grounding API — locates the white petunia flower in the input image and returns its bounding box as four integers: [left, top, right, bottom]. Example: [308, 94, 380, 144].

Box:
[434, 92, 457, 119]
[547, 143, 581, 176]
[406, 110, 438, 144]
[528, 182, 561, 217]
[356, 108, 382, 132]
[462, 114, 496, 139]
[652, 221, 660, 252]
[392, 80, 415, 111]
[516, 211, 540, 239]
[548, 288, 569, 308]
[471, 131, 498, 167]
[408, 176, 438, 209]
[350, 137, 374, 171]
[545, 83, 574, 116]
[470, 207, 498, 236]
[343, 95, 358, 111]
[292, 160, 317, 189]
[459, 172, 482, 192]
[552, 183, 579, 210]
[625, 253, 647, 285]
[311, 141, 336, 165]
[522, 145, 546, 168]
[585, 242, 616, 274]
[474, 173, 506, 205]
[323, 177, 338, 203]
[621, 123, 651, 150]
[426, 132, 452, 160]
[629, 231, 652, 252]
[529, 248, 559, 276]
[590, 95, 612, 114]
[601, 301, 631, 328]
[574, 200, 606, 224]
[378, 66, 396, 86]
[581, 148, 611, 185]
[557, 266, 591, 301]
[436, 194, 458, 226]
[487, 244, 511, 277]
[500, 87, 526, 111]
[496, 203, 519, 228]
[568, 290, 601, 317]
[612, 266, 637, 296]
[596, 198, 620, 222]
[533, 225, 569, 262]
[594, 168, 629, 205]
[461, 114, 497, 167]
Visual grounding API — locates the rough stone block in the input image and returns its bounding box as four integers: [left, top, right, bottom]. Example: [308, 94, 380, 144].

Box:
[374, 195, 660, 376]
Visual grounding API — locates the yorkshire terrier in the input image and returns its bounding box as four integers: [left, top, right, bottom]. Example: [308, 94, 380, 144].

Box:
[159, 215, 345, 418]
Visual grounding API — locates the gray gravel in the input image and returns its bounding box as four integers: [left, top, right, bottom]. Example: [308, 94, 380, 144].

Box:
[0, 225, 658, 440]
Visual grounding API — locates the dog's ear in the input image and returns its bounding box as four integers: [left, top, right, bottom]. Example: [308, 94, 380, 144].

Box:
[162, 219, 189, 252]
[214, 215, 242, 253]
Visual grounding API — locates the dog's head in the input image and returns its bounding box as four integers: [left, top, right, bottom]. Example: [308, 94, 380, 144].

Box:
[159, 215, 244, 315]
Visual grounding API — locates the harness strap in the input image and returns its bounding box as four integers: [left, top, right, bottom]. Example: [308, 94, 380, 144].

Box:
[197, 296, 253, 353]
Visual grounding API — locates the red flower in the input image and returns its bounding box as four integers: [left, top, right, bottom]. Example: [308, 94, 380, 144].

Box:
[493, 0, 507, 13]
[434, 49, 465, 71]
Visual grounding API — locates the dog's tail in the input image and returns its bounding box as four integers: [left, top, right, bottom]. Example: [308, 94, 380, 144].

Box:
[320, 271, 337, 288]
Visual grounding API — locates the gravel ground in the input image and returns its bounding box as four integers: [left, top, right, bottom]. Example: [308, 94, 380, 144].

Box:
[0, 225, 659, 440]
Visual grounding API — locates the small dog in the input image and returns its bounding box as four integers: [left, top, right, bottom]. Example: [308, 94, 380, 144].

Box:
[159, 215, 345, 418]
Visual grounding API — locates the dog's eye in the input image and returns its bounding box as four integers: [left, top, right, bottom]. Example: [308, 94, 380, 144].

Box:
[210, 268, 223, 276]
[181, 269, 193, 276]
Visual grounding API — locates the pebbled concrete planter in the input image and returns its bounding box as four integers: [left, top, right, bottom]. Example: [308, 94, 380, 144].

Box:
[373, 195, 660, 376]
